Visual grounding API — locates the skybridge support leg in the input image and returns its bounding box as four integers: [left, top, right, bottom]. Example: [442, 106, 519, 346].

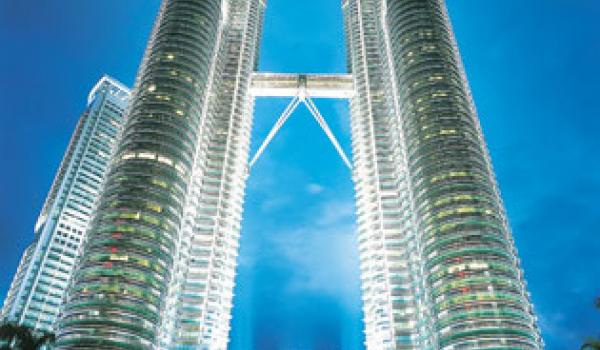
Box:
[249, 97, 301, 168]
[249, 95, 353, 170]
[304, 97, 353, 170]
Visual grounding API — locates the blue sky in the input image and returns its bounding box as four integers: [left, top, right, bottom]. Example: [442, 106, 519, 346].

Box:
[1, 1, 599, 349]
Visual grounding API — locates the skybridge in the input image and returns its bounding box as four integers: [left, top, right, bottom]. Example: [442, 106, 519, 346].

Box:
[249, 72, 355, 170]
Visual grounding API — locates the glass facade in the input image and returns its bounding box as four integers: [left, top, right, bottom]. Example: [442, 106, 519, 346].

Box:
[55, 1, 265, 349]
[343, 0, 542, 349]
[158, 0, 265, 348]
[1, 76, 130, 333]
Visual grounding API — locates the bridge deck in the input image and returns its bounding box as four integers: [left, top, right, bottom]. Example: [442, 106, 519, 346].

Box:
[250, 72, 355, 99]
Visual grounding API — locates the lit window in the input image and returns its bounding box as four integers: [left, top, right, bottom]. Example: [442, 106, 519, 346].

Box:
[138, 152, 155, 160]
[158, 155, 173, 166]
[440, 129, 457, 135]
[122, 152, 136, 160]
[110, 254, 129, 262]
[147, 203, 163, 213]
[151, 178, 168, 189]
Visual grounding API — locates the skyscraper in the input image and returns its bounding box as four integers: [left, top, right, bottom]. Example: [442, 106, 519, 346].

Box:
[2, 0, 539, 349]
[1, 76, 130, 333]
[344, 0, 542, 349]
[56, 1, 265, 349]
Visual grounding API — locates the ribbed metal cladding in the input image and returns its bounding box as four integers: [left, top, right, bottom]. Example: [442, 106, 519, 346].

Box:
[56, 0, 224, 349]
[159, 0, 265, 348]
[385, 0, 541, 349]
[345, 0, 542, 348]
[343, 0, 427, 348]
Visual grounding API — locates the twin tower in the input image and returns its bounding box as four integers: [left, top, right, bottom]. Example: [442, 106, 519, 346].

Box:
[37, 0, 541, 349]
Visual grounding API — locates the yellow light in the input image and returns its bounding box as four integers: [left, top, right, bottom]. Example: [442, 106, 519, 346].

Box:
[110, 254, 129, 262]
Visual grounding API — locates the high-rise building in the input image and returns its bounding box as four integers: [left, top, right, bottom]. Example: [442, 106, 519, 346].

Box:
[5, 0, 538, 349]
[343, 0, 542, 349]
[1, 76, 130, 332]
[159, 0, 265, 347]
[56, 1, 265, 349]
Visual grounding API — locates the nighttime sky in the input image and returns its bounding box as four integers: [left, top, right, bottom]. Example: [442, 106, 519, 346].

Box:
[1, 1, 599, 349]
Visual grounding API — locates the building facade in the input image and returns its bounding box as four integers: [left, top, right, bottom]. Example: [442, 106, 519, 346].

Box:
[55, 1, 265, 349]
[344, 0, 542, 349]
[1, 76, 130, 332]
[0, 0, 541, 349]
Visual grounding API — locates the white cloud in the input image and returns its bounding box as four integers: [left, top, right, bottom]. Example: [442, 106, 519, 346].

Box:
[316, 199, 355, 226]
[265, 199, 361, 307]
[306, 183, 325, 195]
